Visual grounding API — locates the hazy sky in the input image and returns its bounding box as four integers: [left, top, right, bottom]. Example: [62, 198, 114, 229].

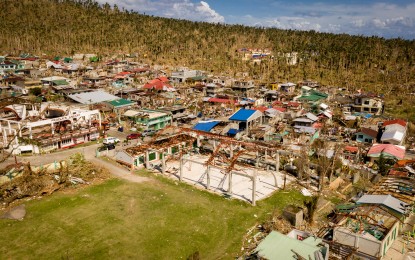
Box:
[97, 0, 415, 39]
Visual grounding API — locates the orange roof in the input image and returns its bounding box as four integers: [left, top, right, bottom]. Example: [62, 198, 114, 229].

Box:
[344, 146, 358, 153]
[394, 159, 415, 167]
[388, 169, 408, 177]
[143, 78, 173, 90]
[253, 106, 268, 113]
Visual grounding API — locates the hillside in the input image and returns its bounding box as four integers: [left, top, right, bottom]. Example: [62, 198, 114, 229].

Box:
[1, 0, 415, 103]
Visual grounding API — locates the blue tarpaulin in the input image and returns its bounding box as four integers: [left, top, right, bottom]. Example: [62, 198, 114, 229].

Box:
[227, 128, 240, 135]
[193, 121, 221, 132]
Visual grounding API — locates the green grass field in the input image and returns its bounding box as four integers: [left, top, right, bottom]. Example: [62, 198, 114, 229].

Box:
[0, 173, 306, 259]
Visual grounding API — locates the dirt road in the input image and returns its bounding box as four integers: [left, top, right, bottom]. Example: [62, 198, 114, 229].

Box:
[1, 143, 149, 183]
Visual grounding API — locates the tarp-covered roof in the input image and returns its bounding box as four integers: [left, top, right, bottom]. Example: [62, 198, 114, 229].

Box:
[227, 128, 240, 135]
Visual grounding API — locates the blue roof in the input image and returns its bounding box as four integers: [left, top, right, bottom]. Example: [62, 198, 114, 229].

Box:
[193, 121, 221, 132]
[229, 109, 257, 121]
[227, 128, 240, 135]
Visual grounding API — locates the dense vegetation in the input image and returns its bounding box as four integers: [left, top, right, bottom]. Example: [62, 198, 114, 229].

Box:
[1, 0, 415, 117]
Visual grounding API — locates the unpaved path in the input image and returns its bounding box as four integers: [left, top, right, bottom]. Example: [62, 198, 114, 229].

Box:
[1, 144, 149, 183]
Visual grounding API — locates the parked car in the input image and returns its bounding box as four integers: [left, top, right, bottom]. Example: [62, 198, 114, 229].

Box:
[142, 129, 156, 137]
[103, 137, 120, 144]
[98, 143, 115, 151]
[127, 133, 141, 140]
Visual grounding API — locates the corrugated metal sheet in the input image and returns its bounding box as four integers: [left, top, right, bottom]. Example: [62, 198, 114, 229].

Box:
[229, 109, 261, 121]
[357, 194, 407, 215]
[67, 90, 119, 104]
[193, 121, 221, 132]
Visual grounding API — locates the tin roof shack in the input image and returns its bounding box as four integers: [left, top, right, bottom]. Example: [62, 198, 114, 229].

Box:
[228, 109, 263, 136]
[297, 86, 328, 102]
[293, 113, 319, 134]
[333, 194, 409, 259]
[254, 231, 329, 260]
[355, 127, 378, 144]
[123, 109, 172, 131]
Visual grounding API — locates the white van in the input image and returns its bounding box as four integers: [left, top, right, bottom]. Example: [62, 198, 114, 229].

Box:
[103, 137, 120, 144]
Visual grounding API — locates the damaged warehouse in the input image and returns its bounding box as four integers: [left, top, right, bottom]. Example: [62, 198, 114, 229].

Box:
[115, 127, 294, 205]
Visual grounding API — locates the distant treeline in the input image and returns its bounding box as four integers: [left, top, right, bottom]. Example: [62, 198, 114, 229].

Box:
[1, 0, 415, 93]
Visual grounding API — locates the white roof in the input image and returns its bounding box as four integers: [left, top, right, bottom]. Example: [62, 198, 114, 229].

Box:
[323, 111, 333, 118]
[385, 124, 406, 132]
[280, 82, 296, 87]
[67, 90, 119, 104]
[40, 76, 67, 82]
[381, 130, 404, 143]
[305, 112, 318, 122]
[124, 110, 140, 117]
[319, 103, 329, 109]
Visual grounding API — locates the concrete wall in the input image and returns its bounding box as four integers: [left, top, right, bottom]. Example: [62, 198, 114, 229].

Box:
[334, 221, 400, 258]
[380, 221, 400, 257]
[333, 227, 381, 257]
[115, 150, 134, 167]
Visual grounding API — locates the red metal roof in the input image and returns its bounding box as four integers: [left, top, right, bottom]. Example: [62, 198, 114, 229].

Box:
[383, 119, 407, 127]
[117, 71, 131, 76]
[272, 100, 283, 106]
[367, 144, 405, 159]
[288, 101, 301, 107]
[344, 146, 358, 153]
[273, 106, 286, 112]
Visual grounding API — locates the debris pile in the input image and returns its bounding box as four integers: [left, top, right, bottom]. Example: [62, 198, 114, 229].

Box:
[0, 153, 109, 205]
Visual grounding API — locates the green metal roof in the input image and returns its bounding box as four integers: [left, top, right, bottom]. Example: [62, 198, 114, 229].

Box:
[255, 231, 324, 260]
[52, 80, 69, 85]
[107, 98, 134, 107]
[298, 90, 328, 102]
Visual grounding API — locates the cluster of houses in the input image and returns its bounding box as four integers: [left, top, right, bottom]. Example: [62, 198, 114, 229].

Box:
[1, 52, 414, 259]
